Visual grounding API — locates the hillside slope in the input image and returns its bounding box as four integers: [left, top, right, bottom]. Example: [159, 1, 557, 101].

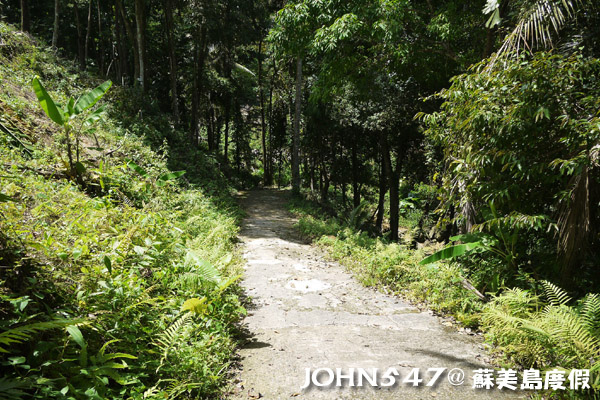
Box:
[1, 23, 245, 399]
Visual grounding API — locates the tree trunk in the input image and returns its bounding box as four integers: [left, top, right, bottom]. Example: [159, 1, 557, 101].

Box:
[85, 0, 92, 66]
[352, 137, 360, 208]
[320, 164, 330, 203]
[258, 37, 269, 186]
[207, 104, 215, 151]
[292, 56, 302, 194]
[382, 136, 399, 241]
[117, 0, 138, 84]
[52, 0, 60, 49]
[20, 0, 30, 32]
[163, 0, 180, 124]
[74, 4, 85, 69]
[224, 99, 230, 162]
[190, 23, 208, 144]
[114, 1, 126, 85]
[376, 147, 387, 235]
[266, 59, 276, 186]
[134, 0, 146, 90]
[97, 0, 105, 74]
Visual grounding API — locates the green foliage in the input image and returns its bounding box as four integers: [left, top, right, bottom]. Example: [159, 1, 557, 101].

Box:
[0, 319, 82, 353]
[419, 241, 485, 265]
[0, 24, 245, 399]
[421, 51, 600, 287]
[482, 282, 600, 392]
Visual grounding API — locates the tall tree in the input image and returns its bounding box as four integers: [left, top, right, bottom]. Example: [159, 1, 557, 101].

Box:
[164, 0, 180, 124]
[134, 0, 146, 90]
[20, 0, 30, 32]
[52, 0, 60, 49]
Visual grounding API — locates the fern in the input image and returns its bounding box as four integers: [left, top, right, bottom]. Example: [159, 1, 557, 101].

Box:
[345, 201, 371, 230]
[580, 293, 600, 332]
[154, 313, 193, 372]
[0, 319, 83, 353]
[482, 284, 600, 372]
[184, 250, 221, 283]
[541, 280, 571, 306]
[0, 377, 27, 400]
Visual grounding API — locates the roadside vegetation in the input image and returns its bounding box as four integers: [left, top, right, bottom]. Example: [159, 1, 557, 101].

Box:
[0, 22, 245, 399]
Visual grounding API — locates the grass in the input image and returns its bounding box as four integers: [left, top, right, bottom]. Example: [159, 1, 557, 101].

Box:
[0, 22, 245, 399]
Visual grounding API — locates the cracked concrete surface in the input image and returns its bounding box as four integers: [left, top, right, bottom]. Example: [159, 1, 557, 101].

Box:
[233, 189, 523, 399]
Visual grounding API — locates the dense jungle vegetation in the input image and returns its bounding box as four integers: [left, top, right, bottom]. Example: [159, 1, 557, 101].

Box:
[1, 0, 599, 398]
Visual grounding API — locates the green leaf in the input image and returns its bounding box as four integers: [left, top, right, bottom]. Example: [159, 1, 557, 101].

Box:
[74, 81, 112, 114]
[155, 171, 186, 187]
[64, 97, 75, 117]
[181, 297, 208, 315]
[485, 8, 501, 28]
[74, 161, 87, 174]
[83, 104, 107, 127]
[0, 193, 15, 202]
[419, 242, 486, 265]
[31, 76, 64, 125]
[233, 62, 256, 77]
[66, 326, 86, 349]
[126, 160, 148, 178]
[103, 256, 112, 274]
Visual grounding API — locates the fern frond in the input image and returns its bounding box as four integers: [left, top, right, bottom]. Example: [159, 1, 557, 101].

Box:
[154, 313, 193, 372]
[0, 377, 28, 400]
[184, 250, 221, 283]
[346, 201, 371, 230]
[580, 293, 600, 331]
[542, 306, 600, 360]
[541, 280, 571, 306]
[0, 319, 83, 353]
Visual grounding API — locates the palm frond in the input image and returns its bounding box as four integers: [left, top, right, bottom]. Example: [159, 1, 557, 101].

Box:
[489, 0, 593, 66]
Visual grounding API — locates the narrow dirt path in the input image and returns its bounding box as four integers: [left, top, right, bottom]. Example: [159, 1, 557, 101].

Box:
[233, 189, 522, 399]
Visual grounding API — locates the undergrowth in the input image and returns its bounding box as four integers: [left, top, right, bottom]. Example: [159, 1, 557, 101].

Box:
[1, 23, 245, 399]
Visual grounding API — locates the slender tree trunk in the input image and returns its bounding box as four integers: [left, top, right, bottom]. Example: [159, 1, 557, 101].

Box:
[320, 164, 330, 203]
[292, 56, 302, 194]
[484, 27, 496, 57]
[164, 0, 180, 124]
[376, 146, 387, 235]
[207, 105, 214, 150]
[224, 99, 230, 162]
[74, 4, 85, 69]
[351, 137, 360, 208]
[85, 0, 92, 66]
[20, 0, 30, 32]
[190, 23, 208, 144]
[114, 2, 125, 84]
[134, 0, 146, 90]
[52, 0, 60, 49]
[117, 0, 138, 84]
[382, 136, 399, 241]
[258, 37, 269, 186]
[97, 0, 104, 75]
[266, 59, 276, 186]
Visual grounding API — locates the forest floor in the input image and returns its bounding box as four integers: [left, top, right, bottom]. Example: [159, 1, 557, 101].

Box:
[232, 189, 523, 399]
